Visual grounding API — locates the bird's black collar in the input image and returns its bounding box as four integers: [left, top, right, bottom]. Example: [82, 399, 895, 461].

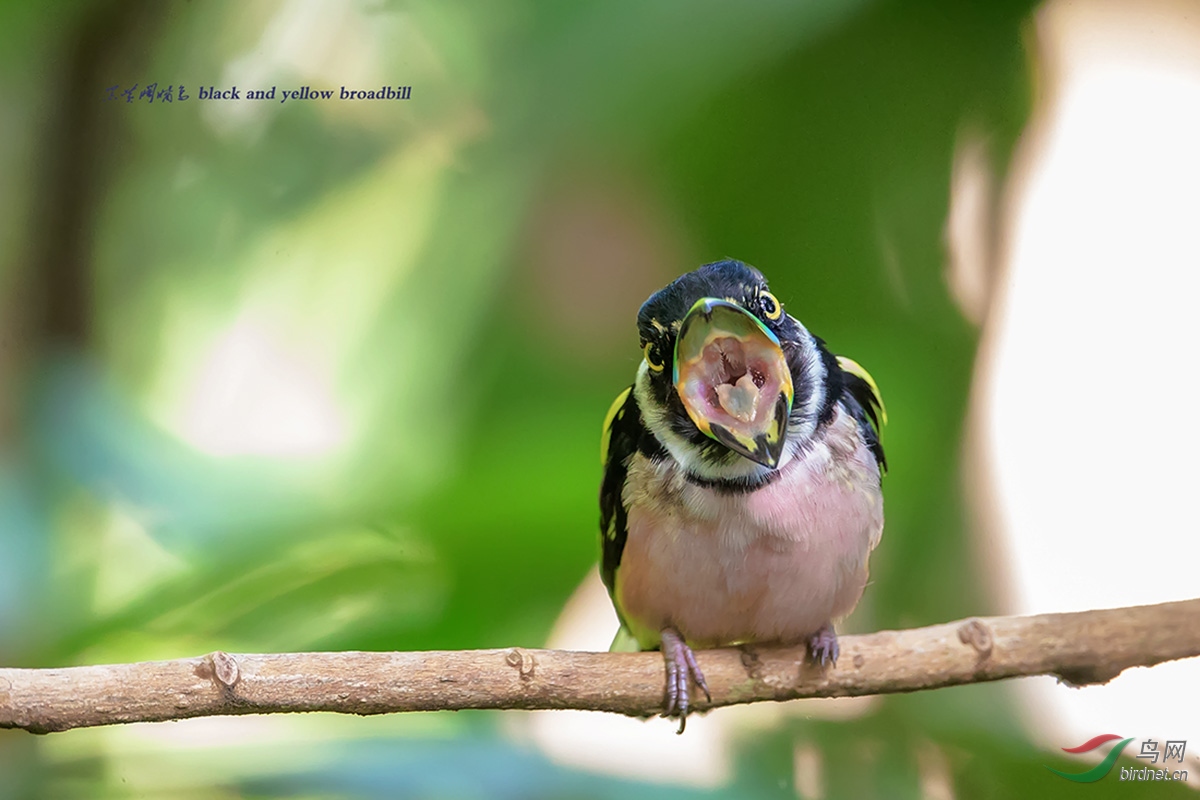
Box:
[684, 466, 784, 494]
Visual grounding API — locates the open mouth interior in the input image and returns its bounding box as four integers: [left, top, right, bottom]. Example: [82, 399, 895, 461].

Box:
[677, 335, 787, 436]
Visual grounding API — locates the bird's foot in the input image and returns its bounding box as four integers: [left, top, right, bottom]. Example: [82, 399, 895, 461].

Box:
[660, 627, 710, 734]
[807, 622, 839, 667]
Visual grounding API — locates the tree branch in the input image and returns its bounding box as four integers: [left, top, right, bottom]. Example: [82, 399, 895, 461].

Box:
[2, 598, 1197, 734]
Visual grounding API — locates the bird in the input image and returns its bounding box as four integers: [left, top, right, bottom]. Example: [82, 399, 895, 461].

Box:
[599, 259, 886, 732]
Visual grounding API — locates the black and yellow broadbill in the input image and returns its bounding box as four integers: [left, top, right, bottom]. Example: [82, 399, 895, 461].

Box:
[598, 260, 887, 732]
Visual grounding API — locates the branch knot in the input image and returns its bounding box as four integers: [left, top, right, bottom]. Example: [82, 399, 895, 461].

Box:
[957, 619, 993, 659]
[505, 648, 536, 680]
[207, 651, 240, 689]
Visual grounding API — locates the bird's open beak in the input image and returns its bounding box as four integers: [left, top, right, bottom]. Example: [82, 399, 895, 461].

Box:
[673, 298, 794, 468]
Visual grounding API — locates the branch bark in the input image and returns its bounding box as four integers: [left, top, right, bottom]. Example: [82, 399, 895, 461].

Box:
[2, 598, 1197, 734]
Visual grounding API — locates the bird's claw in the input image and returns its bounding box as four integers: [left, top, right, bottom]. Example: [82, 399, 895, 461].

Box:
[807, 621, 839, 667]
[661, 627, 710, 734]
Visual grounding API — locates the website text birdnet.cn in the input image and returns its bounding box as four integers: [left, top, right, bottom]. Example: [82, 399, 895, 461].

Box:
[1120, 738, 1189, 783]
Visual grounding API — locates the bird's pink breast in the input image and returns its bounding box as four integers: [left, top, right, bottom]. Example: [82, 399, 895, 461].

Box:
[615, 407, 883, 649]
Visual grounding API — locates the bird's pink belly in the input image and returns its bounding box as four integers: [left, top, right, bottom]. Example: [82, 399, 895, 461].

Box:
[616, 461, 880, 649]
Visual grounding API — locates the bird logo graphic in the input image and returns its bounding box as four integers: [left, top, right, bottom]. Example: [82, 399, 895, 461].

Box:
[1046, 734, 1134, 782]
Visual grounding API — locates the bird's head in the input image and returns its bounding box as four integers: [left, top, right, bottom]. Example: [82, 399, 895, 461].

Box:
[633, 260, 831, 481]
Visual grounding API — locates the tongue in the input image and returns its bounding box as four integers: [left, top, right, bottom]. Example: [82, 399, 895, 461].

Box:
[715, 373, 761, 423]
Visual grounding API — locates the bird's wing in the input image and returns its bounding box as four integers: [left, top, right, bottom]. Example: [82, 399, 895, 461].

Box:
[599, 385, 639, 605]
[835, 355, 887, 473]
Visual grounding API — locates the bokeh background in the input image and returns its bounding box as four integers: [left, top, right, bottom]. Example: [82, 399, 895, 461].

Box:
[1, 0, 1198, 797]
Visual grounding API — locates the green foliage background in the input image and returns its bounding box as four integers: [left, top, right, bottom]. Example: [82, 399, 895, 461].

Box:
[0, 1, 1188, 798]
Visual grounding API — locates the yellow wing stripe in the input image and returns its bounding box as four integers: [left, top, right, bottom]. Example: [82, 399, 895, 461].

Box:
[836, 356, 887, 426]
[600, 386, 632, 466]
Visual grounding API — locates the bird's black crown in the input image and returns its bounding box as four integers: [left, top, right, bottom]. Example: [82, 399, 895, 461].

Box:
[637, 260, 770, 345]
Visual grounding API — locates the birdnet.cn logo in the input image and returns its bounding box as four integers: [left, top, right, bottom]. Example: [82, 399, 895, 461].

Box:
[1046, 734, 1189, 783]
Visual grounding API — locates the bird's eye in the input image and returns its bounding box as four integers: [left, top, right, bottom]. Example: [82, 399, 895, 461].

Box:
[643, 342, 665, 372]
[760, 291, 782, 320]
